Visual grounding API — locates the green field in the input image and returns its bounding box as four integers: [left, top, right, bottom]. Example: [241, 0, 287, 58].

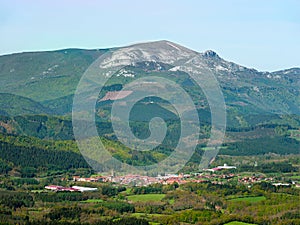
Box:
[81, 199, 103, 203]
[30, 190, 45, 193]
[125, 187, 132, 194]
[229, 196, 266, 203]
[127, 194, 165, 202]
[224, 221, 257, 225]
[131, 213, 164, 218]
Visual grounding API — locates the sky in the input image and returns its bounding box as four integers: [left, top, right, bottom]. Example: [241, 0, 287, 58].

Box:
[0, 0, 299, 71]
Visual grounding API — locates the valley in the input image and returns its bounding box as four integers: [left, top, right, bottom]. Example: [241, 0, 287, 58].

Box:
[0, 41, 299, 225]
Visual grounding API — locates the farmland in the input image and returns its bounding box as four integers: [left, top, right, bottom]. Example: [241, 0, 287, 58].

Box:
[127, 194, 166, 202]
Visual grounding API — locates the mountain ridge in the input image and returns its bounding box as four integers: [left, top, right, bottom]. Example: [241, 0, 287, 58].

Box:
[0, 40, 299, 117]
[1, 40, 298, 73]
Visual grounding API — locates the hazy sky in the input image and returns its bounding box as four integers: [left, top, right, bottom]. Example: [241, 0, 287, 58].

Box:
[1, 0, 299, 71]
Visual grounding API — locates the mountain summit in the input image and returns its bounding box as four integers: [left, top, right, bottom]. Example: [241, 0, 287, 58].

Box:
[203, 50, 220, 58]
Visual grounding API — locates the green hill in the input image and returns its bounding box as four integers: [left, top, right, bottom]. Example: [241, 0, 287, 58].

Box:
[0, 93, 51, 116]
[0, 49, 106, 102]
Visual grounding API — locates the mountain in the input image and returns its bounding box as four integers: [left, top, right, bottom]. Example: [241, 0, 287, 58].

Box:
[0, 41, 299, 117]
[0, 40, 299, 171]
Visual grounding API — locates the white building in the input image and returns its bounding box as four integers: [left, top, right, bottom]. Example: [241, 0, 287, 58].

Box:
[45, 185, 63, 191]
[72, 186, 98, 192]
[272, 183, 290, 187]
[217, 164, 236, 169]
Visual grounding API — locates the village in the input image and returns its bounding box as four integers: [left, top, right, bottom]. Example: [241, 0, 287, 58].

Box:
[44, 163, 299, 192]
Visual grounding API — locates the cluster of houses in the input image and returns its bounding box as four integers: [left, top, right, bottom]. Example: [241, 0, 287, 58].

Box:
[239, 175, 268, 184]
[67, 164, 237, 187]
[111, 174, 158, 186]
[72, 176, 108, 182]
[198, 172, 235, 180]
[69, 170, 234, 187]
[44, 163, 300, 190]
